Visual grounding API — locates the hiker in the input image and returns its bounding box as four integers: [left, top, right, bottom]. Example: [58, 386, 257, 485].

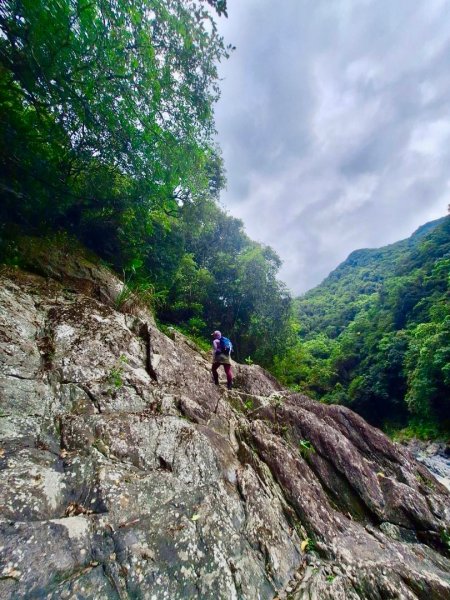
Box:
[211, 330, 233, 390]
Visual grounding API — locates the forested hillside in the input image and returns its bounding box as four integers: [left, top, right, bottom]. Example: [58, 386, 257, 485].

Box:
[0, 0, 291, 367]
[274, 216, 450, 437]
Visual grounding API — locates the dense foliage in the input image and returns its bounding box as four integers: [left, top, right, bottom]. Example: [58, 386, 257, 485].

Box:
[274, 217, 450, 436]
[1, 0, 228, 230]
[0, 0, 291, 367]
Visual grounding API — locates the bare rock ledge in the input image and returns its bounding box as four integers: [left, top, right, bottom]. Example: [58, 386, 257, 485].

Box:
[0, 251, 449, 599]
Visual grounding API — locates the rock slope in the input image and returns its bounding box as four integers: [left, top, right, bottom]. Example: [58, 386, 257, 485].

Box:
[0, 246, 449, 599]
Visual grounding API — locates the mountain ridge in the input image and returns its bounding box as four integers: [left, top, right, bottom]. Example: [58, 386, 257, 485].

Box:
[296, 215, 450, 337]
[283, 215, 450, 434]
[303, 216, 448, 300]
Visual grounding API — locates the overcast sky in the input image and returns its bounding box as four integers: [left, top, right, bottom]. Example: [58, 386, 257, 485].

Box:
[214, 0, 450, 295]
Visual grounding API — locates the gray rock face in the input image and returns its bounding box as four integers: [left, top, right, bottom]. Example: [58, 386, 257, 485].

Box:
[0, 256, 449, 599]
[406, 439, 450, 492]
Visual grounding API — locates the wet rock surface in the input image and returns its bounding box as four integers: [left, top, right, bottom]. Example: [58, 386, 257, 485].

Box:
[0, 256, 449, 599]
[405, 440, 450, 492]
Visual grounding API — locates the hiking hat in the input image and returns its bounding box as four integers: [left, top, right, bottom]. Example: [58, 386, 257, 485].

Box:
[211, 330, 221, 338]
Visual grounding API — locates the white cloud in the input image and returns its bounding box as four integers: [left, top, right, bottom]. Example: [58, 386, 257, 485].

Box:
[215, 0, 450, 293]
[409, 119, 450, 156]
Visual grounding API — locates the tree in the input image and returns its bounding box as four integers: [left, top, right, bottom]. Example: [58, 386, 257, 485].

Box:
[0, 0, 230, 233]
[405, 317, 450, 424]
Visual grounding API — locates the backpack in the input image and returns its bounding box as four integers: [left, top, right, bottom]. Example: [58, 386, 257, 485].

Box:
[219, 336, 233, 355]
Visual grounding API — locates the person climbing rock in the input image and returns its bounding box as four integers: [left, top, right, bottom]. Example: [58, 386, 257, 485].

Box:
[211, 330, 233, 390]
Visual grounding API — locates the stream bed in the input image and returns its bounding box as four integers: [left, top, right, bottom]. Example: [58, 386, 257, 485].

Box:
[406, 440, 450, 491]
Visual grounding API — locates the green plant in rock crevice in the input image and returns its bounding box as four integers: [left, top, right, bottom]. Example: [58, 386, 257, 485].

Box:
[243, 398, 254, 412]
[107, 355, 128, 390]
[440, 528, 450, 553]
[270, 393, 284, 408]
[298, 439, 315, 459]
[300, 536, 317, 554]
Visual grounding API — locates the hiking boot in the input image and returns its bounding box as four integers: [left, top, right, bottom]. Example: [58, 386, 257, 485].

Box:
[227, 381, 233, 390]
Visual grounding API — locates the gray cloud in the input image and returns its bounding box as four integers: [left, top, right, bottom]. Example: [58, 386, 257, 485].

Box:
[215, 0, 450, 294]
